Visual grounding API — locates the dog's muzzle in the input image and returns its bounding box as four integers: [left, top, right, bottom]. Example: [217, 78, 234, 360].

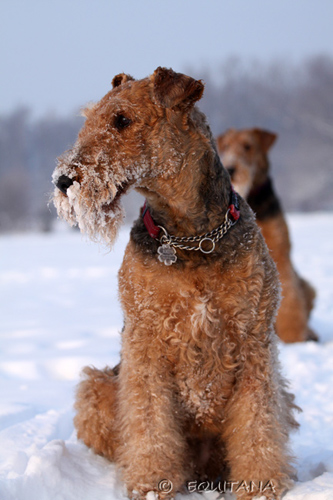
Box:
[55, 175, 74, 195]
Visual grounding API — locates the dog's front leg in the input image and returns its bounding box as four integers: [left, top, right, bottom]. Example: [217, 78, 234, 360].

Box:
[220, 330, 297, 500]
[115, 339, 188, 500]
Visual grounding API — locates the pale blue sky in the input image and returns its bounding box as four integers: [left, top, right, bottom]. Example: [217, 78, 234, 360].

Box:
[1, 0, 332, 117]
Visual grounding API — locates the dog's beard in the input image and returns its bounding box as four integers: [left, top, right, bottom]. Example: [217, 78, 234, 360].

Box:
[52, 165, 125, 248]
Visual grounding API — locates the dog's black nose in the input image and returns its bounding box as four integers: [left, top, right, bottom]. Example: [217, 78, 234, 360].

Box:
[56, 175, 74, 195]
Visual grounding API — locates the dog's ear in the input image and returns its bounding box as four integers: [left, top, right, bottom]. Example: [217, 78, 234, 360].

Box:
[216, 128, 233, 149]
[151, 67, 204, 110]
[216, 134, 225, 151]
[253, 129, 277, 153]
[112, 73, 135, 88]
[80, 102, 98, 119]
[216, 129, 234, 150]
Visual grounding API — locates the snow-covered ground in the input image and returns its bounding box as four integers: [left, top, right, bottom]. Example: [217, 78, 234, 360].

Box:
[0, 213, 333, 500]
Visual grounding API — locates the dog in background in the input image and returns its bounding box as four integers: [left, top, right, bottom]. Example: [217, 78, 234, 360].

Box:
[53, 70, 299, 499]
[217, 127, 317, 343]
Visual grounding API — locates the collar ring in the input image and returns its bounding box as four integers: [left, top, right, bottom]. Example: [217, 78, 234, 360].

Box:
[198, 237, 216, 254]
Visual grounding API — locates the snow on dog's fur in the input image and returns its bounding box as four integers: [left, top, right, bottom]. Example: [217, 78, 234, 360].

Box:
[53, 68, 299, 500]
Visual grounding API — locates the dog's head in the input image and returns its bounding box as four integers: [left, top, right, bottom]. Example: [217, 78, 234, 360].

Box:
[216, 128, 277, 199]
[52, 67, 205, 246]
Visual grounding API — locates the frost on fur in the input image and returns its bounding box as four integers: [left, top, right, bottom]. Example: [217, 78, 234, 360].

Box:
[51, 68, 207, 248]
[52, 148, 125, 247]
[52, 68, 299, 500]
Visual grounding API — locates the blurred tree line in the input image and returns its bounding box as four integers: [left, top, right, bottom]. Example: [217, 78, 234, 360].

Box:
[0, 55, 332, 233]
[196, 55, 333, 212]
[0, 109, 84, 232]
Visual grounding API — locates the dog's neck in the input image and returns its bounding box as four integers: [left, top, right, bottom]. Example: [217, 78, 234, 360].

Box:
[138, 152, 232, 238]
[247, 177, 281, 221]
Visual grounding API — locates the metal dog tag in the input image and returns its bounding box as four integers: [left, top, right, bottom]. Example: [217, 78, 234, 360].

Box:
[157, 243, 177, 266]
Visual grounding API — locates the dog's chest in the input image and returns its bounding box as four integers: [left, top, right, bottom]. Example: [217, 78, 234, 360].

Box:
[119, 246, 238, 420]
[164, 293, 236, 422]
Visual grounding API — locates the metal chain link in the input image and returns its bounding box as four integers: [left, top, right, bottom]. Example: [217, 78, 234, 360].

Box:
[158, 209, 237, 254]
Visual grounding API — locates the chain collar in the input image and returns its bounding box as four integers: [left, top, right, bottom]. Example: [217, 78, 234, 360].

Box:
[158, 208, 236, 253]
[142, 188, 240, 265]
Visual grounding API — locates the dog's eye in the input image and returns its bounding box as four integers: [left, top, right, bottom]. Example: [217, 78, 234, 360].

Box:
[114, 114, 132, 130]
[243, 143, 252, 152]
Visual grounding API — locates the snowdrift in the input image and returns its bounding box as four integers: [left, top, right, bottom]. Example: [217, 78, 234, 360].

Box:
[1, 213, 333, 500]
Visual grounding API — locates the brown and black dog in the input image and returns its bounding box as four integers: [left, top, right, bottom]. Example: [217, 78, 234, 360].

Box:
[217, 128, 317, 343]
[53, 70, 299, 499]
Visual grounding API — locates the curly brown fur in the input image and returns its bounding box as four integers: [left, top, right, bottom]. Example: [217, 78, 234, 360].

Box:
[74, 366, 119, 459]
[217, 127, 318, 343]
[53, 69, 299, 499]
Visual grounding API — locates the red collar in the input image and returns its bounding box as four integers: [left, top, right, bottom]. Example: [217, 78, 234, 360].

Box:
[141, 202, 162, 239]
[229, 185, 241, 222]
[142, 187, 240, 240]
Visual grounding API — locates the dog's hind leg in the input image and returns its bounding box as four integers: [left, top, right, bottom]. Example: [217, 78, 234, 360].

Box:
[277, 267, 318, 342]
[74, 365, 119, 460]
[298, 275, 316, 316]
[297, 275, 318, 341]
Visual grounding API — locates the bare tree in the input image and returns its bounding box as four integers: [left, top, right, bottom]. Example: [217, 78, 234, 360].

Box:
[0, 55, 332, 233]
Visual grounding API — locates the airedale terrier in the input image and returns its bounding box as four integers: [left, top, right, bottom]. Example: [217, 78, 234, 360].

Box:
[53, 68, 299, 499]
[216, 128, 317, 343]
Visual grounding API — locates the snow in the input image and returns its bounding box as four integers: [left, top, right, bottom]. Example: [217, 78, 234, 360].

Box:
[52, 146, 126, 248]
[0, 213, 333, 500]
